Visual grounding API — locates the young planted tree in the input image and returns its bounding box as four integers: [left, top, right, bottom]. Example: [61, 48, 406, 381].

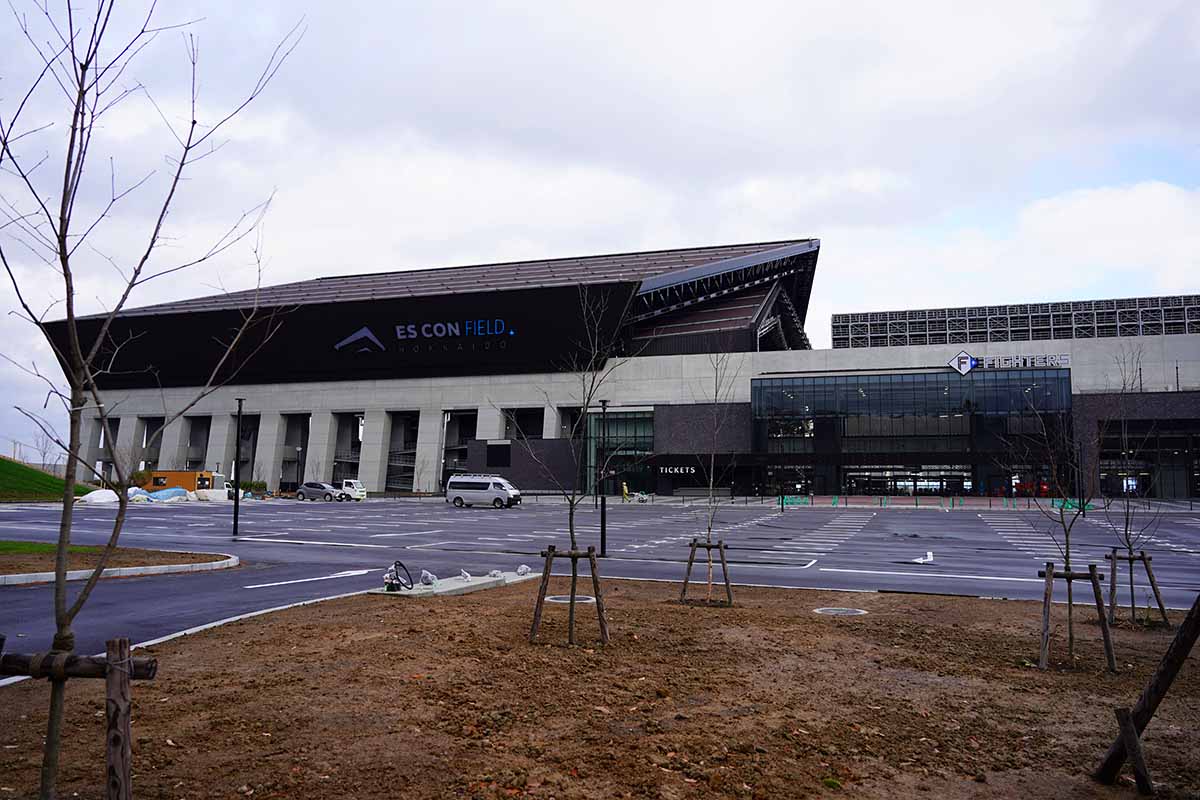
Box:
[1101, 345, 1164, 624]
[513, 284, 634, 551]
[999, 392, 1102, 662]
[686, 350, 745, 601]
[0, 4, 299, 795]
[510, 284, 634, 644]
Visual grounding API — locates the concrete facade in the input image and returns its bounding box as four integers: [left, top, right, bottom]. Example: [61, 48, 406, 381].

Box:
[76, 333, 1200, 493]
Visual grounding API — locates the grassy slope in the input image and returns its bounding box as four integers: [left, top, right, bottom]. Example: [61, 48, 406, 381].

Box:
[0, 540, 106, 555]
[0, 456, 92, 502]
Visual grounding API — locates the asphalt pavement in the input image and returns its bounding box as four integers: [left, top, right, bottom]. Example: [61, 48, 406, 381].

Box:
[2, 496, 1199, 656]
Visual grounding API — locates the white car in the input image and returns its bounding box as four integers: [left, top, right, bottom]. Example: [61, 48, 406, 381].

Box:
[445, 474, 521, 508]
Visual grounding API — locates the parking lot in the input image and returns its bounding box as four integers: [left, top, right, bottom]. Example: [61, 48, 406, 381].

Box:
[2, 496, 1199, 656]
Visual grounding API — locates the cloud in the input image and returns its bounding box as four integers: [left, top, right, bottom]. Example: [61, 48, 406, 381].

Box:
[801, 180, 1200, 346]
[2, 0, 1199, 451]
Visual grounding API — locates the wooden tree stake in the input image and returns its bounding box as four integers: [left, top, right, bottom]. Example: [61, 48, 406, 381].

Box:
[105, 638, 133, 800]
[1089, 564, 1117, 673]
[1039, 561, 1054, 669]
[1095, 593, 1200, 786]
[1106, 548, 1119, 625]
[717, 541, 735, 607]
[528, 546, 611, 646]
[528, 545, 556, 643]
[680, 539, 699, 603]
[680, 540, 734, 607]
[1115, 708, 1154, 796]
[1140, 552, 1170, 628]
[587, 546, 610, 645]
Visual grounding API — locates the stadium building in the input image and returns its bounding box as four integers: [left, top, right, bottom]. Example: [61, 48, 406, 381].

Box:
[52, 239, 1200, 498]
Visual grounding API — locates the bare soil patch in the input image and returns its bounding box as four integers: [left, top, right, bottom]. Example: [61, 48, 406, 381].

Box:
[0, 545, 223, 576]
[1, 580, 1196, 798]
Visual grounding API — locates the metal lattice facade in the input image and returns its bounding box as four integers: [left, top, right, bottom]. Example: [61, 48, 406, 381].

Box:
[831, 295, 1200, 349]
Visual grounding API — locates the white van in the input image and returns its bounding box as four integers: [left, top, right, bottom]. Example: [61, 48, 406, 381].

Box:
[445, 474, 521, 508]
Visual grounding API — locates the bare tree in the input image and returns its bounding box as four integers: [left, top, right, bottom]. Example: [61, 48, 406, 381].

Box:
[1101, 345, 1164, 623]
[32, 428, 55, 470]
[999, 393, 1102, 662]
[687, 350, 745, 599]
[508, 285, 634, 551]
[0, 4, 299, 796]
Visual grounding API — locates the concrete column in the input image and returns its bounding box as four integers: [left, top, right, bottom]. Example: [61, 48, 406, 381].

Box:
[206, 414, 236, 476]
[156, 417, 188, 470]
[113, 416, 140, 477]
[254, 413, 285, 490]
[78, 415, 103, 472]
[358, 410, 391, 493]
[305, 411, 337, 484]
[413, 408, 444, 493]
[542, 405, 559, 439]
[476, 405, 505, 440]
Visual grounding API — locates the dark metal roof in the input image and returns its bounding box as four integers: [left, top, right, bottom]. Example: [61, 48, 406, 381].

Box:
[108, 239, 816, 318]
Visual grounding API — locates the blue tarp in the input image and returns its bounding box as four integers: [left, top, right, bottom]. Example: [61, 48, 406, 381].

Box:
[148, 487, 189, 501]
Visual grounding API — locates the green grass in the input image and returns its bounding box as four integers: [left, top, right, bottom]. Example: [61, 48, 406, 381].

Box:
[0, 540, 108, 556]
[0, 456, 93, 502]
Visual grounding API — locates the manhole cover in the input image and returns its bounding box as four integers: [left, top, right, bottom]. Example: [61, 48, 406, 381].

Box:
[813, 607, 868, 616]
[546, 594, 596, 604]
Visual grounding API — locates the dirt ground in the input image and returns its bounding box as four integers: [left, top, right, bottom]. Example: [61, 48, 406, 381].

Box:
[1, 579, 1197, 799]
[0, 546, 225, 576]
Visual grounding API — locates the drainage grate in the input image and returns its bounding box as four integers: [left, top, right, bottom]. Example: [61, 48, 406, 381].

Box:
[813, 607, 868, 616]
[546, 595, 596, 604]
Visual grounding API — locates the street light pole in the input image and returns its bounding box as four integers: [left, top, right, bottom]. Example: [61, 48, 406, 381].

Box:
[233, 398, 244, 538]
[599, 399, 608, 557]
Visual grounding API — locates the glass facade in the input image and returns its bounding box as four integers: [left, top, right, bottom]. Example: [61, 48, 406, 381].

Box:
[587, 410, 654, 493]
[751, 369, 1072, 495]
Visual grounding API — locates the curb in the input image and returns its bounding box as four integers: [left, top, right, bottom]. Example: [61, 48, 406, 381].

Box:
[367, 571, 540, 598]
[0, 553, 240, 586]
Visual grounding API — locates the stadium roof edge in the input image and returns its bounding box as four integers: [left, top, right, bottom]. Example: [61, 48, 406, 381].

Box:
[82, 238, 818, 320]
[637, 239, 820, 294]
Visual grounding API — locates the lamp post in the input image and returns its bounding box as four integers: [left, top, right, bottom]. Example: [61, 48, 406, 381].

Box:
[599, 399, 608, 557]
[295, 445, 304, 487]
[232, 398, 244, 538]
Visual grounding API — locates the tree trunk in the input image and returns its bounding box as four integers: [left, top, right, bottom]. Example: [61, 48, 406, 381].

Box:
[39, 679, 67, 800]
[1066, 578, 1075, 660]
[568, 500, 576, 551]
[41, 388, 83, 799]
[1128, 546, 1137, 623]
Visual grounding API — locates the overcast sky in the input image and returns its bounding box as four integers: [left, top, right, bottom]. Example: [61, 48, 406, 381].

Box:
[2, 1, 1199, 457]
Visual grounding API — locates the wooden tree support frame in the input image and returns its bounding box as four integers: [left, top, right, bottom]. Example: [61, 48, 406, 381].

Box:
[1105, 548, 1171, 628]
[1037, 561, 1117, 672]
[529, 545, 610, 646]
[0, 635, 157, 800]
[679, 539, 734, 607]
[1095, 593, 1199, 795]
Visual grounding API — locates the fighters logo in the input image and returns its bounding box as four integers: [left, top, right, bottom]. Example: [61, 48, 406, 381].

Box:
[948, 351, 977, 375]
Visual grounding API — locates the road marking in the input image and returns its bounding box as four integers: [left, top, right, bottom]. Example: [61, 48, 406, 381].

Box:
[237, 537, 389, 548]
[368, 530, 444, 538]
[819, 567, 1041, 583]
[244, 569, 377, 589]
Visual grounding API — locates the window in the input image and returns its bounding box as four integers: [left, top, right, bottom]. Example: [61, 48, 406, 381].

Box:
[486, 443, 511, 468]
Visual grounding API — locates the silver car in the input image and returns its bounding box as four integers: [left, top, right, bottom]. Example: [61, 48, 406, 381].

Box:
[296, 481, 339, 501]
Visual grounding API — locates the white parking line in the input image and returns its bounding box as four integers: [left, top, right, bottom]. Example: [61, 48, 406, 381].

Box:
[237, 537, 389, 549]
[820, 567, 1041, 583]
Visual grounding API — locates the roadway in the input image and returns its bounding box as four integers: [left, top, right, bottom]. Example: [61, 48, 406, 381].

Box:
[2, 497, 1199, 656]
